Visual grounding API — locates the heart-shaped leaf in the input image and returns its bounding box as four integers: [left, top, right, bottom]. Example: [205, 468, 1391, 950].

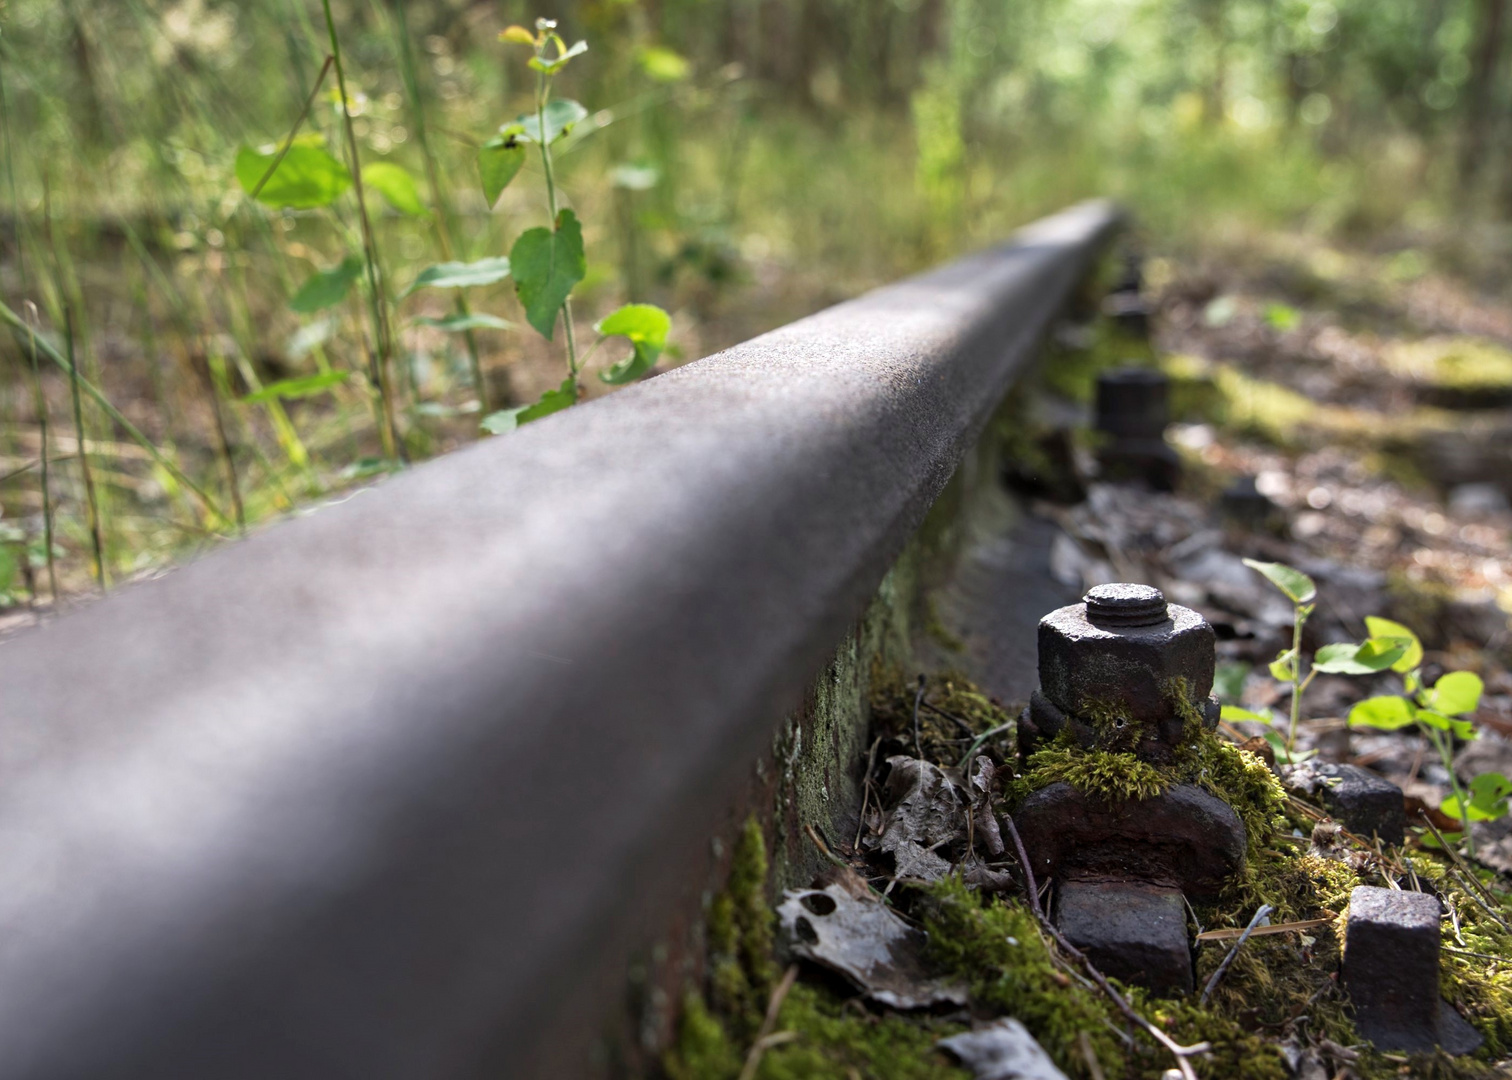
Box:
[1348, 695, 1416, 731]
[406, 257, 512, 295]
[478, 137, 527, 207]
[1312, 638, 1408, 675]
[514, 99, 589, 145]
[289, 256, 364, 313]
[597, 303, 671, 384]
[510, 209, 585, 339]
[236, 142, 351, 209]
[1363, 616, 1423, 673]
[1441, 772, 1512, 822]
[1242, 558, 1317, 605]
[1424, 671, 1483, 716]
[362, 161, 426, 216]
[480, 378, 576, 433]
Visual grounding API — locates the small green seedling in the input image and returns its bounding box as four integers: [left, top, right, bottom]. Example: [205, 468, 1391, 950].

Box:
[1223, 559, 1509, 856]
[455, 18, 672, 434]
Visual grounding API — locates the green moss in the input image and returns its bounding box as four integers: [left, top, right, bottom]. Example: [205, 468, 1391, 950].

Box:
[759, 983, 970, 1080]
[919, 878, 1124, 1078]
[1019, 741, 1171, 802]
[708, 818, 776, 1033]
[665, 991, 743, 1080]
[1386, 336, 1512, 392]
[869, 667, 1015, 764]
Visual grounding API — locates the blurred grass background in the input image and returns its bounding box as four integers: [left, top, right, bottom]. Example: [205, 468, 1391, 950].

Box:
[2, 0, 1511, 601]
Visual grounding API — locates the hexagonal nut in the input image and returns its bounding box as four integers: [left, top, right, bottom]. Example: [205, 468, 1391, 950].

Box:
[1037, 590, 1215, 758]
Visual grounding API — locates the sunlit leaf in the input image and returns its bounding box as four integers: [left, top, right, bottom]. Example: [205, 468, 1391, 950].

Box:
[1264, 303, 1299, 331]
[235, 143, 351, 209]
[1424, 671, 1483, 717]
[242, 370, 351, 403]
[1348, 695, 1416, 730]
[413, 312, 514, 332]
[1220, 704, 1277, 725]
[362, 161, 426, 216]
[1363, 616, 1423, 673]
[1441, 773, 1512, 821]
[514, 99, 589, 145]
[480, 378, 576, 433]
[500, 25, 536, 44]
[406, 257, 512, 295]
[1242, 558, 1317, 604]
[1214, 660, 1250, 704]
[638, 46, 691, 82]
[611, 163, 660, 191]
[529, 40, 587, 74]
[597, 303, 671, 384]
[1269, 649, 1298, 683]
[478, 137, 527, 207]
[510, 209, 585, 339]
[1311, 638, 1408, 675]
[289, 256, 363, 314]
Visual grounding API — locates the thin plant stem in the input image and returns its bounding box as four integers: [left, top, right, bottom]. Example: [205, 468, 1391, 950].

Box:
[1426, 723, 1478, 858]
[534, 64, 580, 393]
[247, 54, 335, 204]
[320, 0, 402, 461]
[22, 304, 58, 604]
[199, 345, 245, 529]
[1287, 605, 1306, 753]
[386, 0, 491, 413]
[64, 308, 106, 589]
[0, 299, 230, 526]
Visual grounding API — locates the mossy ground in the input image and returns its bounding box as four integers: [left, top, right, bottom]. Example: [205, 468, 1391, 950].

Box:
[667, 674, 1512, 1080]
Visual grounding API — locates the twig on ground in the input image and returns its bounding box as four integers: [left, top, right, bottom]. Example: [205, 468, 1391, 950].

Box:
[1078, 1031, 1108, 1080]
[1001, 813, 1210, 1080]
[921, 700, 977, 736]
[803, 823, 848, 869]
[737, 963, 800, 1080]
[957, 722, 1014, 770]
[912, 674, 926, 761]
[1200, 904, 1273, 1005]
[854, 736, 882, 850]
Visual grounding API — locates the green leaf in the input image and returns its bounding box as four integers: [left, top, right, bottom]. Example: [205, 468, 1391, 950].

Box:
[1363, 616, 1423, 673]
[1214, 661, 1250, 704]
[413, 312, 514, 332]
[0, 543, 17, 594]
[611, 163, 660, 191]
[1348, 695, 1416, 731]
[242, 370, 352, 403]
[1220, 704, 1277, 725]
[1414, 709, 1475, 738]
[638, 46, 691, 82]
[510, 209, 585, 339]
[289, 256, 364, 314]
[1264, 303, 1299, 331]
[1269, 649, 1298, 683]
[406, 258, 512, 295]
[597, 303, 671, 384]
[514, 99, 589, 145]
[1311, 638, 1408, 675]
[480, 378, 576, 433]
[235, 143, 351, 209]
[362, 161, 426, 216]
[528, 40, 588, 74]
[1242, 558, 1317, 605]
[1424, 671, 1483, 717]
[1442, 773, 1512, 822]
[478, 137, 527, 207]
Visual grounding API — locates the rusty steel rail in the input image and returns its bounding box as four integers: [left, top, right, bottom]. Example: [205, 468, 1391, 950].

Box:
[0, 201, 1119, 1079]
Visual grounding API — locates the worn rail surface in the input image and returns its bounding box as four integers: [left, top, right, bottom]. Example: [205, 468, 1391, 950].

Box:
[0, 200, 1119, 1079]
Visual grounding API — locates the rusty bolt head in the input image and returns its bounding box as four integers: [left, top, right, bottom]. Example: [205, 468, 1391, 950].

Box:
[1034, 584, 1216, 763]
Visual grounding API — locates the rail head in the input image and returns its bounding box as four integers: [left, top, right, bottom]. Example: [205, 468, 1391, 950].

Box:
[0, 200, 1119, 1079]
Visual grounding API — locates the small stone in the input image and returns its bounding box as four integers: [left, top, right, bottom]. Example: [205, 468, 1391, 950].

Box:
[1055, 879, 1192, 994]
[939, 1019, 1069, 1080]
[1342, 886, 1482, 1054]
[1280, 761, 1405, 846]
[1014, 782, 1246, 898]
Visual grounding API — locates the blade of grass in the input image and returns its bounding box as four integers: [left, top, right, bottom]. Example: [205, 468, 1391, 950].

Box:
[63, 306, 105, 589]
[22, 304, 58, 604]
[0, 299, 230, 527]
[320, 0, 402, 462]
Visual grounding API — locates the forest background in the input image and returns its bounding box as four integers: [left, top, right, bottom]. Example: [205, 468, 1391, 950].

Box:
[1, 0, 1509, 599]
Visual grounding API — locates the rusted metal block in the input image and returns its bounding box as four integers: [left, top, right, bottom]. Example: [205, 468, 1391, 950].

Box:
[1341, 886, 1482, 1054]
[1281, 761, 1405, 847]
[1023, 584, 1218, 765]
[1055, 878, 1192, 994]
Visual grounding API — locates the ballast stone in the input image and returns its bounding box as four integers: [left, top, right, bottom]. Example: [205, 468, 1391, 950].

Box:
[1341, 885, 1482, 1055]
[1280, 760, 1405, 847]
[1055, 879, 1192, 995]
